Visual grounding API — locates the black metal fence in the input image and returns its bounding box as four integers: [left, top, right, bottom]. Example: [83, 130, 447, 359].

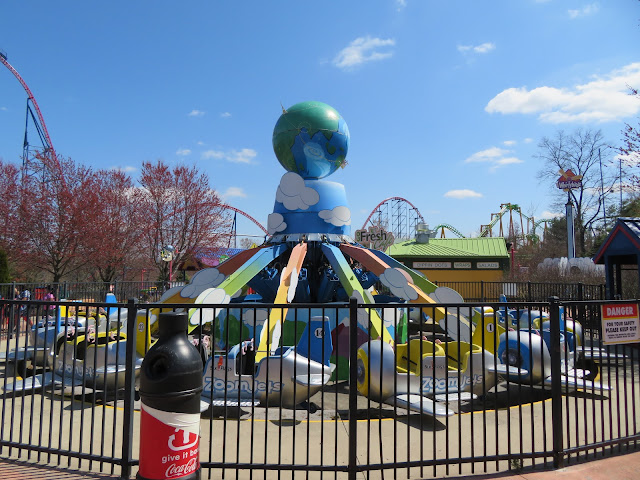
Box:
[0, 281, 185, 304]
[0, 296, 637, 479]
[0, 280, 606, 305]
[435, 280, 606, 302]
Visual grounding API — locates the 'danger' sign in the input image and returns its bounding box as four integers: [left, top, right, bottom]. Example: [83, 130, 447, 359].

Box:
[601, 303, 640, 345]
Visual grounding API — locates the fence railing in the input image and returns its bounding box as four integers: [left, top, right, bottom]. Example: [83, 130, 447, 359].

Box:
[434, 281, 606, 302]
[0, 296, 637, 479]
[0, 281, 187, 304]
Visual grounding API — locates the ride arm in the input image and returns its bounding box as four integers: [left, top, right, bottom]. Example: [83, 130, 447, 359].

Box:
[321, 243, 393, 345]
[255, 242, 307, 362]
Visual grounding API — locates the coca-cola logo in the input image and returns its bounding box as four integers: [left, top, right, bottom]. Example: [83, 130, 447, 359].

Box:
[165, 458, 198, 478]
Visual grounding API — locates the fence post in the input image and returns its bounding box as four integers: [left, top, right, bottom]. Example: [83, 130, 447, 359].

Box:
[480, 281, 485, 302]
[548, 296, 564, 469]
[527, 281, 532, 302]
[121, 298, 139, 479]
[348, 296, 358, 480]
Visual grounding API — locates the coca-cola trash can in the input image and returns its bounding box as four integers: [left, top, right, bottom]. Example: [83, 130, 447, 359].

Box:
[138, 311, 203, 480]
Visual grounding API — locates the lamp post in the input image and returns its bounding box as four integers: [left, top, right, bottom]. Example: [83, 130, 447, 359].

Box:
[160, 245, 176, 285]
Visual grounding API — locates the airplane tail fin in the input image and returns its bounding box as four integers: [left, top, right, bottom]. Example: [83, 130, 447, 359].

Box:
[295, 316, 333, 367]
[471, 307, 505, 355]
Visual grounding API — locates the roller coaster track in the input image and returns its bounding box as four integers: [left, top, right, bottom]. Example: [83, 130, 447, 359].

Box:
[433, 224, 465, 238]
[0, 52, 63, 184]
[362, 196, 426, 240]
[363, 197, 547, 245]
[220, 204, 268, 235]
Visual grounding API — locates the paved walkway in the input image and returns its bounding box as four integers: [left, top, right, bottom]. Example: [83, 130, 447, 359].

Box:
[1, 450, 640, 480]
[0, 458, 123, 479]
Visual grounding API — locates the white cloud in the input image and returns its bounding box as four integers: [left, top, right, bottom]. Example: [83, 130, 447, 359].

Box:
[465, 147, 508, 162]
[494, 157, 523, 167]
[221, 187, 247, 199]
[486, 62, 640, 123]
[110, 165, 138, 173]
[464, 147, 524, 171]
[333, 36, 395, 70]
[176, 148, 191, 156]
[0, 106, 7, 111]
[458, 42, 496, 54]
[188, 109, 205, 117]
[318, 206, 351, 226]
[201, 148, 257, 164]
[568, 3, 599, 19]
[503, 140, 517, 146]
[524, 138, 534, 144]
[220, 112, 231, 118]
[444, 189, 483, 199]
[275, 172, 320, 211]
[227, 148, 257, 164]
[540, 210, 563, 219]
[202, 150, 225, 160]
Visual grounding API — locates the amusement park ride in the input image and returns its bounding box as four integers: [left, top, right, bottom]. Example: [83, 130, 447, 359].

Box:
[2, 54, 608, 416]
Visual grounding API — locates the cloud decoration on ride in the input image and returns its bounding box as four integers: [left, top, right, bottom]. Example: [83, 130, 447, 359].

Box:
[379, 268, 419, 301]
[181, 268, 226, 299]
[267, 213, 287, 235]
[275, 172, 320, 211]
[318, 206, 351, 226]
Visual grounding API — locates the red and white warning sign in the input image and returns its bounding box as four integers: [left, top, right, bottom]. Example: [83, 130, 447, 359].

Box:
[601, 303, 640, 345]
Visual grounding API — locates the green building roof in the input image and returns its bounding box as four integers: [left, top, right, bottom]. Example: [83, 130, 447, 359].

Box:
[386, 237, 509, 259]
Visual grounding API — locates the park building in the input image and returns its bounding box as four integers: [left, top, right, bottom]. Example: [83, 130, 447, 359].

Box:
[386, 227, 510, 300]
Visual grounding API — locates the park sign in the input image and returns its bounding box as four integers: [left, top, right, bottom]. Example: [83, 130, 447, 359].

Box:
[355, 225, 395, 251]
[557, 169, 583, 191]
[601, 303, 640, 345]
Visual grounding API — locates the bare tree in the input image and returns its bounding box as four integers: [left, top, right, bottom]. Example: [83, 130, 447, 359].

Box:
[621, 86, 640, 190]
[135, 161, 231, 281]
[536, 129, 616, 256]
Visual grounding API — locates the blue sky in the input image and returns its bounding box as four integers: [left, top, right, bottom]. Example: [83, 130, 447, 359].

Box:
[1, 1, 639, 241]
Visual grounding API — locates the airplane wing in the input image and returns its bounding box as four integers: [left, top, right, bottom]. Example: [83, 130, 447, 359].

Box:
[385, 393, 455, 417]
[0, 349, 34, 362]
[433, 391, 476, 403]
[293, 373, 332, 387]
[204, 398, 261, 408]
[578, 346, 627, 362]
[3, 372, 62, 392]
[543, 374, 611, 391]
[487, 363, 529, 377]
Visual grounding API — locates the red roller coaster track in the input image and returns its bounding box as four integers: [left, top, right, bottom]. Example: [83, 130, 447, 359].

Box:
[0, 52, 64, 187]
[1, 53, 56, 160]
[362, 196, 426, 229]
[220, 204, 268, 235]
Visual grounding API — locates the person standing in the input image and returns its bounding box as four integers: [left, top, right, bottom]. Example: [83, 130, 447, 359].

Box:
[43, 287, 56, 320]
[19, 286, 31, 330]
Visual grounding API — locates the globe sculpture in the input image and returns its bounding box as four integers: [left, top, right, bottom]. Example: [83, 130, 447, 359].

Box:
[272, 101, 350, 179]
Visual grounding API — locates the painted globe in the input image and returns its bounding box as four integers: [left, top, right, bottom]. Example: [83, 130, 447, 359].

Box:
[272, 101, 350, 179]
